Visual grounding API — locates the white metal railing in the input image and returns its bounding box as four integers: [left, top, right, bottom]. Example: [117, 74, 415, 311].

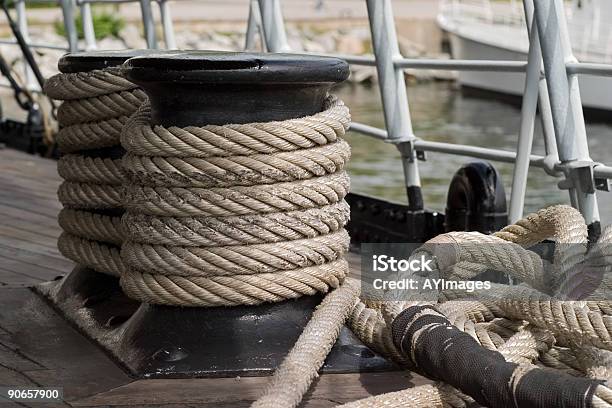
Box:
[0, 0, 177, 91]
[2, 0, 612, 232]
[246, 0, 612, 230]
[75, 0, 177, 51]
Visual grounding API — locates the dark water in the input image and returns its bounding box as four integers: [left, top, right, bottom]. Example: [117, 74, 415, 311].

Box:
[334, 81, 612, 225]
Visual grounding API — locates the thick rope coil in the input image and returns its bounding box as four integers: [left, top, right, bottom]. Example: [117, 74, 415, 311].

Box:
[49, 63, 140, 278]
[123, 201, 350, 247]
[432, 301, 556, 366]
[58, 208, 124, 246]
[122, 139, 351, 187]
[121, 258, 348, 307]
[342, 301, 477, 407]
[439, 293, 589, 367]
[120, 94, 352, 307]
[58, 155, 123, 185]
[579, 226, 612, 300]
[535, 347, 584, 376]
[448, 205, 588, 287]
[343, 301, 584, 407]
[56, 116, 128, 153]
[495, 204, 588, 293]
[594, 386, 612, 407]
[122, 229, 349, 277]
[44, 66, 138, 100]
[495, 204, 587, 247]
[250, 202, 610, 408]
[575, 346, 612, 382]
[496, 325, 555, 365]
[124, 171, 350, 217]
[333, 205, 612, 408]
[419, 231, 548, 292]
[57, 89, 147, 126]
[442, 283, 612, 352]
[348, 300, 411, 367]
[122, 96, 349, 157]
[57, 232, 124, 277]
[58, 181, 123, 209]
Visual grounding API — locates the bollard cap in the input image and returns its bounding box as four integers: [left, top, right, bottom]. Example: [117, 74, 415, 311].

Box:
[122, 51, 349, 127]
[58, 49, 165, 73]
[124, 51, 349, 85]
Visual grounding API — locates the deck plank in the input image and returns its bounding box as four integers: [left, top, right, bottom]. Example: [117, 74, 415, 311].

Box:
[70, 372, 416, 407]
[0, 245, 73, 273]
[0, 288, 131, 405]
[0, 267, 47, 286]
[0, 202, 59, 227]
[0, 149, 67, 285]
[0, 216, 61, 239]
[0, 225, 59, 249]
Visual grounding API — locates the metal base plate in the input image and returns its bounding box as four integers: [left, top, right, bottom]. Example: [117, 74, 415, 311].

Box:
[37, 267, 395, 379]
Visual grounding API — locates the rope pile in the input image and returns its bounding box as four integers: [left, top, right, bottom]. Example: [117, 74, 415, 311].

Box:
[119, 95, 353, 306]
[45, 59, 612, 408]
[44, 66, 145, 276]
[254, 204, 612, 408]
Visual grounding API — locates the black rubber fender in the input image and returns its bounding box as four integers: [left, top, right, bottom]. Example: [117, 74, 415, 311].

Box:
[445, 161, 507, 234]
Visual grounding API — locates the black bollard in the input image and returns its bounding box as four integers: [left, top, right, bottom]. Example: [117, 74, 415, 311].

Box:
[44, 51, 394, 378]
[116, 51, 392, 377]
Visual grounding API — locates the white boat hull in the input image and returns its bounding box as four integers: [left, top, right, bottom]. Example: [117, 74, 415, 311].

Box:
[448, 31, 612, 113]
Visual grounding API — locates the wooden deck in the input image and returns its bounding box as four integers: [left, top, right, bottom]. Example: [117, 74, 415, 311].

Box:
[0, 148, 71, 287]
[0, 147, 417, 408]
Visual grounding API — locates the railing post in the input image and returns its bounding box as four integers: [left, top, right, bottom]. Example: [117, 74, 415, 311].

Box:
[533, 0, 600, 231]
[508, 0, 554, 223]
[256, 0, 290, 52]
[15, 0, 37, 91]
[79, 1, 97, 50]
[158, 0, 176, 49]
[366, 0, 423, 210]
[245, 0, 265, 51]
[59, 0, 79, 53]
[509, 11, 538, 223]
[139, 0, 158, 49]
[525, 1, 559, 183]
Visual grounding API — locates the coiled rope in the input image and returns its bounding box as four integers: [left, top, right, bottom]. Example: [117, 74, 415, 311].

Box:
[47, 61, 612, 408]
[121, 99, 350, 157]
[253, 204, 612, 408]
[120, 95, 353, 306]
[55, 117, 128, 152]
[43, 66, 138, 100]
[45, 64, 141, 276]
